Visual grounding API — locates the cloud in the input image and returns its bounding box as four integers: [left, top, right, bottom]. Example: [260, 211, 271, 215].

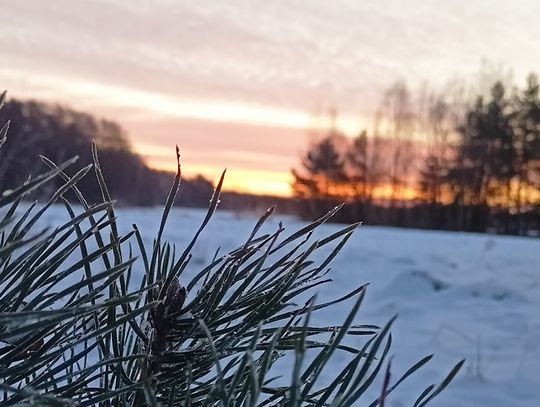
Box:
[4, 0, 540, 119]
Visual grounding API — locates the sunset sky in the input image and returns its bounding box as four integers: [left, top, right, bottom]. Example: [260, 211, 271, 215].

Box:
[2, 0, 540, 196]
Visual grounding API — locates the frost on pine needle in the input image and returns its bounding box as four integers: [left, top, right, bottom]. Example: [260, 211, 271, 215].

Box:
[0, 97, 463, 406]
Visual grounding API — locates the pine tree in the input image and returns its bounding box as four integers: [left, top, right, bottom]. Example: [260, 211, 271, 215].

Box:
[292, 133, 346, 198]
[346, 130, 369, 200]
[512, 74, 540, 228]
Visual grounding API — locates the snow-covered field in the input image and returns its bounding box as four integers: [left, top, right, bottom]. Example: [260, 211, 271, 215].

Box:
[41, 206, 540, 406]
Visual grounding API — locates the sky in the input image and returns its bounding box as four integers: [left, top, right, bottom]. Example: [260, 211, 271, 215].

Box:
[2, 0, 540, 196]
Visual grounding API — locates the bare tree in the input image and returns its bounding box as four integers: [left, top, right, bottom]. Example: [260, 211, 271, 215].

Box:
[375, 82, 417, 217]
[418, 91, 452, 205]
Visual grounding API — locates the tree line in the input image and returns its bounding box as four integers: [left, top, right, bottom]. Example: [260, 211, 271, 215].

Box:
[0, 98, 214, 207]
[292, 75, 540, 235]
[0, 97, 312, 215]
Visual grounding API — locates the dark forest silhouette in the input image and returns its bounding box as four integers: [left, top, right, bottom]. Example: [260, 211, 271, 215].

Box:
[0, 98, 213, 207]
[2, 73, 540, 236]
[292, 76, 540, 235]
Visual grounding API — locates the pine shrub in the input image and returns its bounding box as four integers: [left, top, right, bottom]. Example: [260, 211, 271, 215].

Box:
[0, 92, 463, 406]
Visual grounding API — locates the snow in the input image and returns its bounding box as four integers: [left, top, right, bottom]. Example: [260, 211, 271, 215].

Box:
[23, 205, 540, 405]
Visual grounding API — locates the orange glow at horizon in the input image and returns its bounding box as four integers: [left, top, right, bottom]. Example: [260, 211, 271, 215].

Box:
[145, 154, 294, 197]
[370, 184, 420, 201]
[143, 148, 423, 201]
